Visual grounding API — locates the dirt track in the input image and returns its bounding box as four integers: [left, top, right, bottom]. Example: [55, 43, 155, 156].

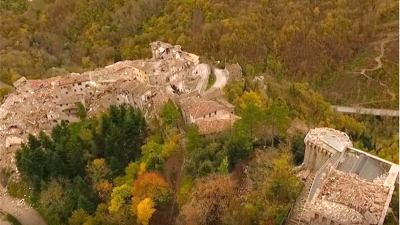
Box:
[0, 187, 46, 225]
[352, 33, 398, 100]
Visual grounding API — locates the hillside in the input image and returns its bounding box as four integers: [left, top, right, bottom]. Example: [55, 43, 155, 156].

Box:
[1, 0, 398, 109]
[0, 1, 398, 225]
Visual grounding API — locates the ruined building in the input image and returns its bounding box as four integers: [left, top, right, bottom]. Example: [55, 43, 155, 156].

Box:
[0, 42, 239, 176]
[287, 128, 399, 225]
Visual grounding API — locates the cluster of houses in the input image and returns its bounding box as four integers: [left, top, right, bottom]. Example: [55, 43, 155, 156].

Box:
[0, 41, 240, 175]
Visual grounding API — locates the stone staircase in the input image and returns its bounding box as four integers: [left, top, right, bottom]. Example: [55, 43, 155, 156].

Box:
[285, 174, 315, 225]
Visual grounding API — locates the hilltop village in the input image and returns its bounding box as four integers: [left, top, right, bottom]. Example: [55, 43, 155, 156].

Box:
[0, 41, 240, 174]
[0, 42, 398, 225]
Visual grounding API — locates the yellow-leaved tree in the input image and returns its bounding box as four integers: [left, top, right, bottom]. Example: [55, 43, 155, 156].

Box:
[108, 184, 131, 214]
[137, 198, 156, 225]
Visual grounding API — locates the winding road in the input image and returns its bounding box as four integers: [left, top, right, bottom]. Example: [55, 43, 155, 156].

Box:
[350, 33, 398, 100]
[211, 68, 228, 89]
[0, 186, 46, 225]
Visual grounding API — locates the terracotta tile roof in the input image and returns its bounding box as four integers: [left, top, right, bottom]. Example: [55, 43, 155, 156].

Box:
[56, 94, 84, 105]
[317, 168, 388, 220]
[196, 115, 239, 135]
[115, 80, 151, 96]
[59, 74, 90, 86]
[181, 97, 228, 119]
[25, 79, 53, 90]
[202, 88, 224, 99]
[151, 90, 169, 114]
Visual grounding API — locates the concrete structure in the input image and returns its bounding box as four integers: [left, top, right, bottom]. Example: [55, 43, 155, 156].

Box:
[288, 128, 399, 225]
[332, 105, 399, 117]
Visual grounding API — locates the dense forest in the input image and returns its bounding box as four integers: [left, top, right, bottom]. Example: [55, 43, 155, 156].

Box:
[0, 0, 399, 225]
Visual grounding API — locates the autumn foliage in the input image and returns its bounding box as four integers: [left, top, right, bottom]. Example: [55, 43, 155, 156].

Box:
[131, 172, 172, 214]
[179, 175, 236, 225]
[137, 198, 156, 225]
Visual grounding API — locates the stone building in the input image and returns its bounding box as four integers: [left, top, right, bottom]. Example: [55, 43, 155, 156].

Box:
[287, 128, 399, 225]
[303, 128, 353, 172]
[12, 77, 27, 89]
[225, 63, 243, 81]
[179, 96, 239, 135]
[58, 73, 91, 96]
[150, 41, 199, 65]
[105, 61, 149, 83]
[0, 41, 238, 177]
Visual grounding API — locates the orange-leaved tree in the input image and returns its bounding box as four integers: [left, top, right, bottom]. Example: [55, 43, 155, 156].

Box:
[131, 172, 172, 215]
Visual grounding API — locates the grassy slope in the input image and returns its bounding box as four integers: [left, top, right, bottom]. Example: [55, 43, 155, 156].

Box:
[308, 0, 398, 109]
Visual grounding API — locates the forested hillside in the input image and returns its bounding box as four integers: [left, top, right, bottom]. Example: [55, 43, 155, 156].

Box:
[1, 0, 398, 108]
[0, 0, 398, 225]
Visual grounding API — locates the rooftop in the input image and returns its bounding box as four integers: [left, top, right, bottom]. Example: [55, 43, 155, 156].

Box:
[180, 96, 229, 119]
[308, 167, 389, 224]
[196, 116, 238, 135]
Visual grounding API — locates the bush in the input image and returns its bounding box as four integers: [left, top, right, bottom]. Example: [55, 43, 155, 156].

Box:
[7, 178, 30, 199]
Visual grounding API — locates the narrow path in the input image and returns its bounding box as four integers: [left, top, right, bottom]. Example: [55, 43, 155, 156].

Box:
[201, 66, 229, 95]
[350, 33, 398, 100]
[0, 187, 46, 225]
